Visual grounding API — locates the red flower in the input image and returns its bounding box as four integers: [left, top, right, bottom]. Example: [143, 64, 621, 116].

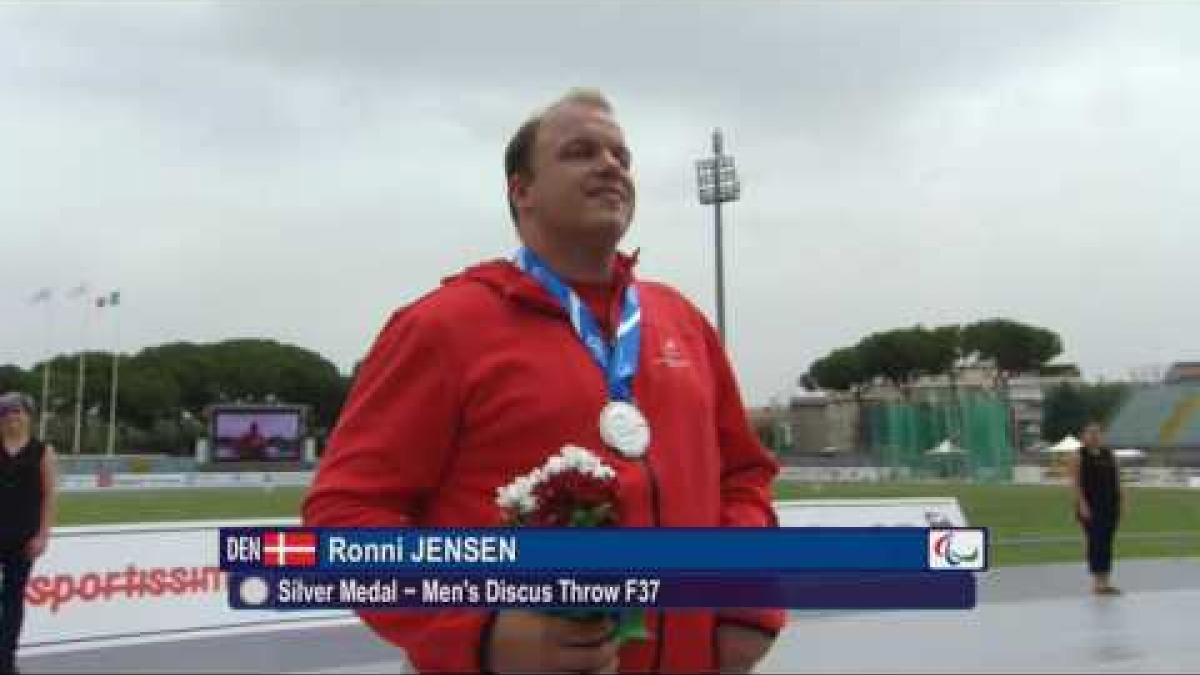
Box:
[493, 446, 646, 642]
[528, 471, 620, 527]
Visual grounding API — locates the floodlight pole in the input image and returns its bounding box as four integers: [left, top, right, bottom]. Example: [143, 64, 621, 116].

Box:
[696, 128, 741, 345]
[713, 134, 726, 344]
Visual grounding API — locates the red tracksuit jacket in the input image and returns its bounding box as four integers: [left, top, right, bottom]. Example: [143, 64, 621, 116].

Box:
[304, 256, 784, 673]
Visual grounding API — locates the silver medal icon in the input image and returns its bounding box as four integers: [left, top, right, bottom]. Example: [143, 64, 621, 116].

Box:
[239, 576, 270, 607]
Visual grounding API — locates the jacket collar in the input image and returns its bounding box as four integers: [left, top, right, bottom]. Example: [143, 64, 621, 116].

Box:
[448, 250, 640, 316]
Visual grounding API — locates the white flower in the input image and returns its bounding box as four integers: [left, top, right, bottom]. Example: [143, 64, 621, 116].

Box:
[512, 475, 535, 498]
[576, 456, 601, 474]
[561, 445, 599, 471]
[498, 445, 617, 515]
[559, 444, 589, 464]
[554, 444, 616, 481]
[497, 481, 529, 508]
[495, 484, 519, 509]
[590, 465, 617, 480]
[543, 456, 567, 476]
[497, 467, 546, 513]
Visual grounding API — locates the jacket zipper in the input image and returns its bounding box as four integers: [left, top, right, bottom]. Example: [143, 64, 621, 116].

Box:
[642, 456, 666, 673]
[522, 278, 669, 670]
[626, 286, 665, 673]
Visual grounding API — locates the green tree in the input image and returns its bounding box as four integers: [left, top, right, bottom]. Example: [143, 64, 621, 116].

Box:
[1043, 383, 1089, 442]
[204, 339, 346, 429]
[0, 365, 33, 394]
[925, 325, 963, 375]
[118, 360, 183, 428]
[134, 342, 222, 412]
[856, 327, 945, 397]
[808, 326, 964, 397]
[962, 319, 1063, 382]
[963, 319, 1063, 447]
[21, 338, 351, 454]
[32, 352, 115, 452]
[808, 347, 868, 393]
[1084, 382, 1132, 427]
[1042, 382, 1131, 442]
[126, 338, 348, 431]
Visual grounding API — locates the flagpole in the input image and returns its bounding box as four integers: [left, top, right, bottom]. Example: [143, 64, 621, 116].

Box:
[40, 362, 51, 438]
[106, 291, 121, 457]
[73, 329, 86, 455]
[39, 290, 54, 439]
[71, 283, 90, 455]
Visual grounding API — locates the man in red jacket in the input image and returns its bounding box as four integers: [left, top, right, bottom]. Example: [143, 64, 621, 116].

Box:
[305, 88, 784, 673]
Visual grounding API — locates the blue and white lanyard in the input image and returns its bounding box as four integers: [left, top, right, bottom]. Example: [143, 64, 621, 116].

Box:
[514, 247, 641, 402]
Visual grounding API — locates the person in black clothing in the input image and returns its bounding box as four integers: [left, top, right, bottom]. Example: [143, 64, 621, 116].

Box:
[1067, 421, 1124, 595]
[0, 392, 58, 674]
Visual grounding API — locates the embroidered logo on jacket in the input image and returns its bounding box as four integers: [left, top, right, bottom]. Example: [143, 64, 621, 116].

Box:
[654, 338, 691, 369]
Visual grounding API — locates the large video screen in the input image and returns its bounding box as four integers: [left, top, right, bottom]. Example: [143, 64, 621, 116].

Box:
[210, 406, 304, 462]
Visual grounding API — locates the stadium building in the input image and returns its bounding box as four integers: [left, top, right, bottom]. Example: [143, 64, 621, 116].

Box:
[1106, 362, 1200, 467]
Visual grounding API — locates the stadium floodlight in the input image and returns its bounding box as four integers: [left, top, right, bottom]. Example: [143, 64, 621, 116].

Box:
[695, 128, 741, 343]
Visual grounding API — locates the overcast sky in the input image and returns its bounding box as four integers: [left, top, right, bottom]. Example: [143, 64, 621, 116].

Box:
[2, 2, 1197, 405]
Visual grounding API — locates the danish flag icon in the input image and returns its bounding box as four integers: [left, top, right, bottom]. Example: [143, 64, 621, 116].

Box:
[263, 531, 318, 567]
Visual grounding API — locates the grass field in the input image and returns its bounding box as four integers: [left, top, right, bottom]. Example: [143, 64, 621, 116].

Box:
[57, 487, 307, 526]
[56, 482, 1199, 567]
[774, 482, 1199, 566]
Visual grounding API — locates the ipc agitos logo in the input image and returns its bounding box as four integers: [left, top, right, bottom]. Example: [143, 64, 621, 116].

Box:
[928, 529, 986, 570]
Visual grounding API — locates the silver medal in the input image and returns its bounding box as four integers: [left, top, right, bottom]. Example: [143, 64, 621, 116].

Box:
[599, 400, 650, 458]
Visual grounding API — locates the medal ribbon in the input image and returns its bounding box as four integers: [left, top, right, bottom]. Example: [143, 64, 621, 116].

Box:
[514, 247, 641, 402]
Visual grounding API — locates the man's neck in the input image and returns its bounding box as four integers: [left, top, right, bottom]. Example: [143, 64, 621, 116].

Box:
[522, 238, 616, 284]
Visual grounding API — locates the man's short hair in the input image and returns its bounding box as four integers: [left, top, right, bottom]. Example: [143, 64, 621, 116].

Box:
[503, 88, 615, 223]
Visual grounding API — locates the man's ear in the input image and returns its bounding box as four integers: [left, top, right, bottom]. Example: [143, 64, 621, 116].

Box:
[509, 173, 531, 212]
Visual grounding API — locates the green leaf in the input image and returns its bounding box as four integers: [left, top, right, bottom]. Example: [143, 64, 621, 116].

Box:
[613, 609, 649, 642]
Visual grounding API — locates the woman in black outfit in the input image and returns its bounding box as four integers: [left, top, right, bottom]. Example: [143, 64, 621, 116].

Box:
[1067, 421, 1124, 595]
[0, 392, 58, 674]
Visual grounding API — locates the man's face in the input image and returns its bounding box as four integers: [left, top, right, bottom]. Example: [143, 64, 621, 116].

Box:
[513, 102, 636, 246]
[1082, 425, 1103, 448]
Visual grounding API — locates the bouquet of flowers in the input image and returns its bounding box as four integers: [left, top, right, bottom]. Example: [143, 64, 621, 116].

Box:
[495, 445, 648, 641]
